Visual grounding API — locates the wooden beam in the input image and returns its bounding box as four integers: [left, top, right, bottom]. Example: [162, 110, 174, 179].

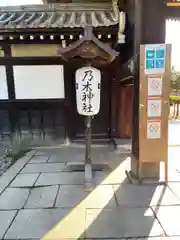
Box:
[167, 2, 180, 7]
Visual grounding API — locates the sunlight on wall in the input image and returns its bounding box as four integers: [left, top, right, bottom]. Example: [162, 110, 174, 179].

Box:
[166, 19, 180, 71]
[0, 0, 43, 6]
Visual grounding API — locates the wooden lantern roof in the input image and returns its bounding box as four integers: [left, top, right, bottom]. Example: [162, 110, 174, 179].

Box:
[57, 26, 119, 66]
[0, 2, 118, 30]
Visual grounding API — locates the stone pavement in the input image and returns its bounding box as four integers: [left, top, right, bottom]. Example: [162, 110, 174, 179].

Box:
[0, 146, 180, 239]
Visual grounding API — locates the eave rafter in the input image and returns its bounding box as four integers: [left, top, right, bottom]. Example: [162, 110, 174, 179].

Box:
[57, 26, 119, 66]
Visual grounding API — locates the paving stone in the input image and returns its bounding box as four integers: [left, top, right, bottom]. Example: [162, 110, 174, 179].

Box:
[152, 206, 180, 236]
[35, 172, 85, 186]
[47, 147, 113, 164]
[21, 163, 66, 174]
[97, 239, 180, 240]
[25, 150, 36, 157]
[34, 151, 50, 156]
[55, 185, 87, 208]
[162, 169, 180, 182]
[10, 174, 39, 187]
[168, 182, 180, 198]
[85, 207, 165, 239]
[0, 188, 30, 210]
[92, 171, 111, 185]
[0, 155, 33, 195]
[48, 152, 85, 163]
[25, 186, 59, 209]
[0, 210, 17, 239]
[55, 185, 116, 209]
[5, 208, 85, 239]
[113, 184, 180, 207]
[29, 156, 49, 164]
[92, 170, 128, 185]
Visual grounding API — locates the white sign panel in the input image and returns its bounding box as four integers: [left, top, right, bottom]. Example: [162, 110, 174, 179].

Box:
[75, 67, 101, 116]
[13, 65, 65, 99]
[147, 119, 161, 139]
[0, 66, 8, 100]
[145, 44, 166, 75]
[148, 77, 163, 96]
[147, 98, 162, 117]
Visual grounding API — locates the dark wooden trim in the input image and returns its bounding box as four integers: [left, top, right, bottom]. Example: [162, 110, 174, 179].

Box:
[132, 0, 142, 162]
[0, 36, 117, 45]
[142, 0, 166, 44]
[165, 7, 180, 19]
[0, 100, 10, 104]
[0, 99, 67, 104]
[0, 26, 118, 35]
[0, 56, 66, 65]
[12, 99, 67, 103]
[110, 79, 118, 138]
[2, 45, 16, 137]
[63, 63, 74, 140]
[3, 44, 15, 100]
[0, 26, 118, 47]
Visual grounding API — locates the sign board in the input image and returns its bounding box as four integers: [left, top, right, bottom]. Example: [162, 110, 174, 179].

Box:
[147, 98, 162, 117]
[134, 44, 171, 183]
[145, 44, 166, 75]
[75, 67, 101, 116]
[148, 76, 163, 96]
[147, 119, 161, 139]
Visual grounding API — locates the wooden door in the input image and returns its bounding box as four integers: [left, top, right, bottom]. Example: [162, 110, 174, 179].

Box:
[111, 81, 133, 139]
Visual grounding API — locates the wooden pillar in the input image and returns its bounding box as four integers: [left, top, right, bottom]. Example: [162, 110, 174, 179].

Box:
[131, 0, 166, 179]
[141, 0, 166, 44]
[3, 44, 16, 141]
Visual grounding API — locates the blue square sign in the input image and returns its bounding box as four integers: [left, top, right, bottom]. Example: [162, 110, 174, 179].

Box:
[156, 48, 165, 59]
[156, 59, 165, 69]
[145, 44, 166, 74]
[146, 59, 155, 70]
[146, 49, 155, 59]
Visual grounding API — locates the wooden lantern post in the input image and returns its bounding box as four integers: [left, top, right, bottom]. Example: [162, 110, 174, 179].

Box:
[58, 26, 119, 185]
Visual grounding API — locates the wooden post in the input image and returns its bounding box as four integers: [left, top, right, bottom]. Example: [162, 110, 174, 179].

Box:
[85, 116, 93, 183]
[131, 0, 168, 181]
[138, 44, 171, 183]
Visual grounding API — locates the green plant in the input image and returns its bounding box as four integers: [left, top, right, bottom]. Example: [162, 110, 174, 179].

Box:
[6, 149, 29, 167]
[170, 95, 180, 103]
[170, 67, 180, 92]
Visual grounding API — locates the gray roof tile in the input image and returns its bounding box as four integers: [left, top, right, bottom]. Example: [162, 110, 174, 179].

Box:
[0, 3, 118, 29]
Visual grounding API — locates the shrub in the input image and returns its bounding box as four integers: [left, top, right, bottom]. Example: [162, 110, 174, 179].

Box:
[170, 96, 180, 103]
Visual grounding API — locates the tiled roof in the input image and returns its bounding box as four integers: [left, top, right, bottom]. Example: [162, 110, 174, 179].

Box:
[0, 3, 118, 29]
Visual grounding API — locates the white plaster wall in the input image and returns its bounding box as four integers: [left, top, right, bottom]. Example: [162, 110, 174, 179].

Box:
[0, 66, 8, 100]
[166, 19, 180, 70]
[0, 0, 43, 6]
[13, 65, 65, 99]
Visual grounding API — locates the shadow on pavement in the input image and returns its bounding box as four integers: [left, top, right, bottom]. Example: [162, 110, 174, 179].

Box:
[41, 151, 167, 240]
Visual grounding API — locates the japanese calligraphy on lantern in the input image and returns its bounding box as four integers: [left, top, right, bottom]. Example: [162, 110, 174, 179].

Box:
[75, 67, 101, 116]
[147, 98, 162, 117]
[148, 76, 163, 96]
[147, 119, 161, 139]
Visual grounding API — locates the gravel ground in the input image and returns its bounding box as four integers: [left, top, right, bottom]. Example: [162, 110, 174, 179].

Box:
[0, 148, 11, 176]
